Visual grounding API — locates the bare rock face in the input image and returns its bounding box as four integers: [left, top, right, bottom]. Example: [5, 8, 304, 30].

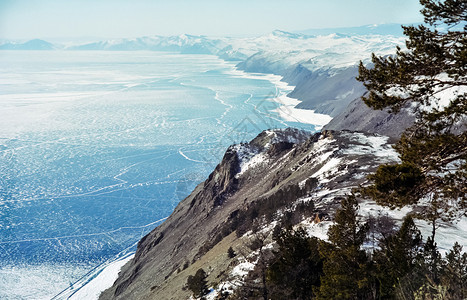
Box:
[99, 128, 400, 300]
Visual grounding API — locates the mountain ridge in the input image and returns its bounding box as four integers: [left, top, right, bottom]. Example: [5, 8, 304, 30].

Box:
[99, 129, 405, 299]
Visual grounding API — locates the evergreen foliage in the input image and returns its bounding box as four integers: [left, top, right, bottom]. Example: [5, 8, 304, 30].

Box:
[358, 0, 467, 240]
[441, 242, 467, 299]
[233, 198, 464, 300]
[267, 227, 323, 300]
[373, 215, 424, 298]
[227, 246, 236, 259]
[187, 268, 209, 298]
[316, 196, 371, 299]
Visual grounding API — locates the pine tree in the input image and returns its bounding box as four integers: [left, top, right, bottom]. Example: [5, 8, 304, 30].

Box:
[407, 238, 444, 299]
[316, 195, 371, 299]
[374, 215, 424, 298]
[187, 268, 209, 298]
[267, 227, 323, 300]
[358, 0, 467, 242]
[405, 242, 467, 299]
[227, 246, 236, 259]
[441, 242, 467, 299]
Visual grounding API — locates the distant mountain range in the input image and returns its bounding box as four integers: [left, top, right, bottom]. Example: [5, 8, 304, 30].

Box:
[0, 23, 411, 52]
[0, 27, 406, 119]
[0, 38, 55, 50]
[67, 34, 223, 54]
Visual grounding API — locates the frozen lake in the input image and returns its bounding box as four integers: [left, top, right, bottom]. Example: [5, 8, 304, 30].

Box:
[0, 51, 319, 298]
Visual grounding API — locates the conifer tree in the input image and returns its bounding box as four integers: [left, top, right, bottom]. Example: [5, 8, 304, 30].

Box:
[441, 242, 467, 299]
[316, 195, 371, 299]
[267, 227, 322, 300]
[358, 0, 467, 241]
[374, 215, 424, 298]
[187, 268, 209, 298]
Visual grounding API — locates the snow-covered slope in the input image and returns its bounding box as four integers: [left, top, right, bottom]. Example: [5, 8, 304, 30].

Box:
[234, 32, 403, 73]
[100, 128, 464, 300]
[103, 128, 465, 300]
[233, 33, 404, 117]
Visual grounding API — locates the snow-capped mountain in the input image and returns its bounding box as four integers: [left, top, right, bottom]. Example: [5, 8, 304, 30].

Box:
[231, 31, 403, 71]
[230, 32, 404, 117]
[67, 34, 226, 54]
[99, 127, 466, 299]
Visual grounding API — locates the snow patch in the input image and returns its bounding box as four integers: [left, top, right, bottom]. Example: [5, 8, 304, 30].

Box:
[233, 144, 267, 177]
[299, 219, 333, 241]
[341, 132, 400, 163]
[358, 200, 467, 254]
[312, 157, 342, 179]
[231, 260, 256, 278]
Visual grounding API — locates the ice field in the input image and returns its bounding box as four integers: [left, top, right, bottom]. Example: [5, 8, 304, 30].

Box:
[0, 51, 320, 298]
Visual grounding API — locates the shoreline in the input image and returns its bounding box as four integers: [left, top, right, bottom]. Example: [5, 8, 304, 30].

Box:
[68, 254, 134, 300]
[55, 253, 135, 300]
[228, 67, 333, 129]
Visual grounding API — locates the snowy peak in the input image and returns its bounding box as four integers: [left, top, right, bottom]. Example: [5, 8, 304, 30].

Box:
[270, 30, 311, 39]
[100, 129, 403, 299]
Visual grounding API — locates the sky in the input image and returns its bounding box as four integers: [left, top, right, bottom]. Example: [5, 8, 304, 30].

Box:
[0, 0, 424, 40]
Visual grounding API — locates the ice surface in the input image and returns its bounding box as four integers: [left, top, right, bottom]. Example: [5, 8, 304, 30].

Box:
[0, 51, 320, 298]
[0, 32, 408, 297]
[0, 263, 89, 299]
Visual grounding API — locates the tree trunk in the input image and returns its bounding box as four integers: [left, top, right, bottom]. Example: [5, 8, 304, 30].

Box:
[262, 271, 268, 300]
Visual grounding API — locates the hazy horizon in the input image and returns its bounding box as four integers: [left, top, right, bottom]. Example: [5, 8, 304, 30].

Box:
[0, 0, 423, 40]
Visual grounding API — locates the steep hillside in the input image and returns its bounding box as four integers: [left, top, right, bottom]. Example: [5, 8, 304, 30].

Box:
[282, 64, 366, 117]
[323, 96, 416, 138]
[99, 128, 406, 299]
[233, 34, 403, 117]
